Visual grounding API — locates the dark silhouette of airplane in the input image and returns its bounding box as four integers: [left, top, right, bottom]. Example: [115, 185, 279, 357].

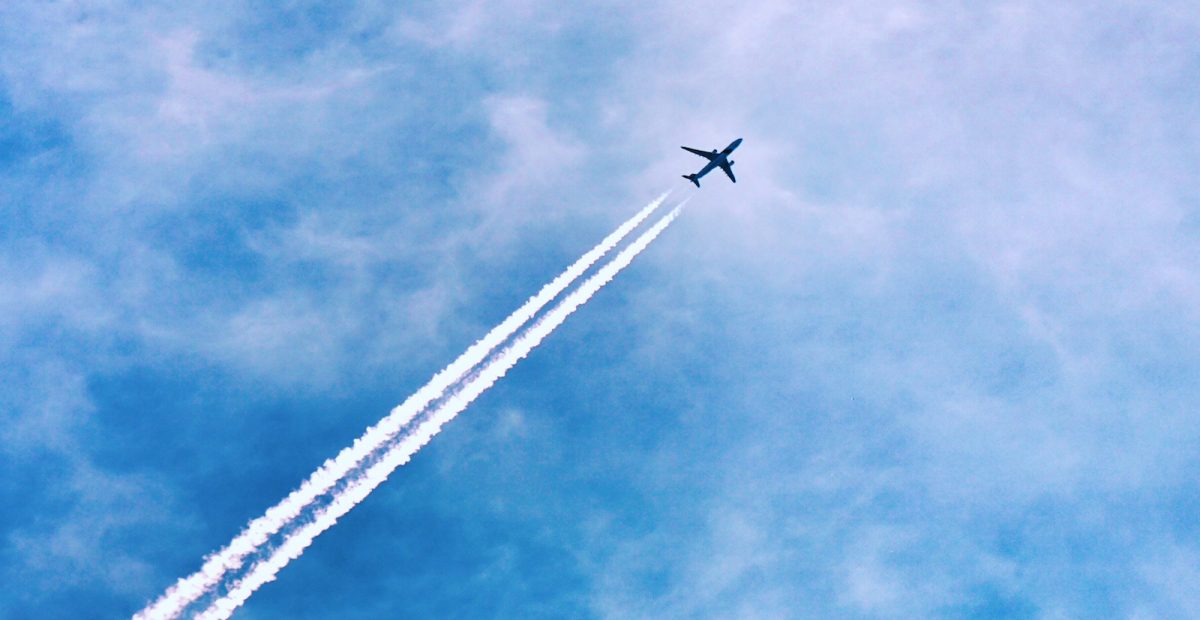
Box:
[681, 138, 741, 187]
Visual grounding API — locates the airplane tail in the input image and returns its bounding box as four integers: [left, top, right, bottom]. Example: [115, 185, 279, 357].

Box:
[682, 174, 700, 188]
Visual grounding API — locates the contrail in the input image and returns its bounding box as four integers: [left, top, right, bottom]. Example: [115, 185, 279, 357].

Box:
[196, 203, 685, 620]
[135, 193, 668, 620]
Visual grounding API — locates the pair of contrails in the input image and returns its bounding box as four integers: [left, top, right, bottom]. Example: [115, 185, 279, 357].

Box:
[135, 192, 688, 619]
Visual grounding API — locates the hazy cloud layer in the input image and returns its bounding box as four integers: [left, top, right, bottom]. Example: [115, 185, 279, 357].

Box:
[2, 1, 1199, 618]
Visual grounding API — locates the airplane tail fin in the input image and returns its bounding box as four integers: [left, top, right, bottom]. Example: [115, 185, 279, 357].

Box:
[682, 174, 700, 188]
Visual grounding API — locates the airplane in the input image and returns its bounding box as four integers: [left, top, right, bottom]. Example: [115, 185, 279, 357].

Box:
[681, 138, 742, 187]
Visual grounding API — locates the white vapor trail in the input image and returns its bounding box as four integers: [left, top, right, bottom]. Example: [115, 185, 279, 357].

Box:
[135, 193, 668, 620]
[196, 202, 686, 620]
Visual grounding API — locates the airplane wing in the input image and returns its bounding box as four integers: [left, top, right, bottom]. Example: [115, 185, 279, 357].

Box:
[720, 162, 736, 183]
[682, 146, 717, 161]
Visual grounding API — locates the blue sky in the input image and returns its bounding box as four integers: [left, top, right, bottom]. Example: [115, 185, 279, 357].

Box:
[3, 2, 1200, 618]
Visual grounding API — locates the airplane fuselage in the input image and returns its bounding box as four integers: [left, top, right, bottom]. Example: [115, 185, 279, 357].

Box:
[682, 138, 742, 187]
